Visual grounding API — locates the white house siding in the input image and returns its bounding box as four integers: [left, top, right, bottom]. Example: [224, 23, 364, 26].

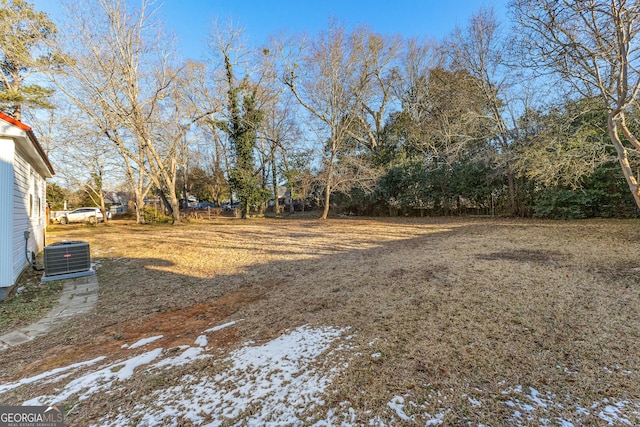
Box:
[37, 173, 46, 246]
[12, 150, 30, 285]
[34, 171, 46, 248]
[0, 137, 14, 292]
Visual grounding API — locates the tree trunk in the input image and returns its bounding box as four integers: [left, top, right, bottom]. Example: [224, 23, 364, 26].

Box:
[241, 200, 248, 219]
[271, 150, 279, 217]
[134, 190, 146, 224]
[321, 149, 335, 220]
[169, 192, 181, 224]
[507, 168, 517, 216]
[99, 198, 108, 225]
[609, 115, 640, 208]
[157, 189, 171, 215]
[321, 181, 331, 220]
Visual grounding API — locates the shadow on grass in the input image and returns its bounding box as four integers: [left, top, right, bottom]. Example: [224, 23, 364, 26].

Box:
[1, 218, 640, 424]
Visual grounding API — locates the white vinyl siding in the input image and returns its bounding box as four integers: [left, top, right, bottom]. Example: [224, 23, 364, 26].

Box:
[34, 173, 46, 248]
[0, 138, 14, 288]
[0, 118, 52, 298]
[13, 150, 30, 283]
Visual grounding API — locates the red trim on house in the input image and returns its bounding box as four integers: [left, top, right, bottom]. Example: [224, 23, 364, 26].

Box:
[0, 111, 31, 131]
[0, 111, 55, 176]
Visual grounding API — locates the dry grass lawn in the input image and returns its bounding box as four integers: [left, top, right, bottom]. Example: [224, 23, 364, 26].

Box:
[1, 216, 639, 425]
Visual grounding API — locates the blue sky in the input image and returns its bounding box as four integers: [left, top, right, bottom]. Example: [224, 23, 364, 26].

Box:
[31, 0, 508, 60]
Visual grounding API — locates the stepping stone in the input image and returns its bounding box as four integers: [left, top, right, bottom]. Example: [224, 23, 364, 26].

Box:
[0, 331, 32, 346]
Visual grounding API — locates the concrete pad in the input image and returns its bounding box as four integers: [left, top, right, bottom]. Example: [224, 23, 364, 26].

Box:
[0, 331, 32, 346]
[20, 323, 53, 337]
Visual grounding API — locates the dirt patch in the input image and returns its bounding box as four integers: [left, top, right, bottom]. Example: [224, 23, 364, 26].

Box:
[477, 248, 569, 264]
[106, 288, 261, 348]
[17, 288, 261, 379]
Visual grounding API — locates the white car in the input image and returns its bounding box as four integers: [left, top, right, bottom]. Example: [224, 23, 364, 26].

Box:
[58, 207, 107, 224]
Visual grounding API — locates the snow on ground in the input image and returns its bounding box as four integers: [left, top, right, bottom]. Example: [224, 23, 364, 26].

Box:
[499, 384, 640, 426]
[0, 356, 106, 395]
[123, 335, 164, 349]
[202, 319, 239, 333]
[23, 349, 164, 406]
[315, 387, 640, 427]
[2, 323, 640, 426]
[99, 325, 352, 426]
[194, 335, 208, 347]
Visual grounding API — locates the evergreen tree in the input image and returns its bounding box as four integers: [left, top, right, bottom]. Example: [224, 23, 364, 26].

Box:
[0, 0, 61, 119]
[222, 52, 268, 219]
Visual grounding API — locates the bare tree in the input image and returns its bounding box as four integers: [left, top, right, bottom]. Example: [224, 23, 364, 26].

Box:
[254, 47, 303, 216]
[184, 60, 231, 205]
[51, 0, 190, 223]
[276, 20, 361, 219]
[52, 115, 118, 222]
[445, 8, 522, 214]
[142, 65, 214, 222]
[391, 38, 440, 153]
[258, 97, 302, 216]
[512, 0, 640, 207]
[396, 37, 438, 116]
[347, 29, 403, 152]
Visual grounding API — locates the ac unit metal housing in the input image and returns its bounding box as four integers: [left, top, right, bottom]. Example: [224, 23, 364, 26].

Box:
[42, 241, 94, 282]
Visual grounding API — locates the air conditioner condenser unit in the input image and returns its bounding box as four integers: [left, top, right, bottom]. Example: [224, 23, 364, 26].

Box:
[41, 241, 95, 282]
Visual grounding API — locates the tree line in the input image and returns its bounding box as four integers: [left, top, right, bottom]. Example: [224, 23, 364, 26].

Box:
[2, 0, 639, 223]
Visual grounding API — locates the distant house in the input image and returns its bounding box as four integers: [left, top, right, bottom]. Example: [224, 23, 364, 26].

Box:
[0, 112, 55, 300]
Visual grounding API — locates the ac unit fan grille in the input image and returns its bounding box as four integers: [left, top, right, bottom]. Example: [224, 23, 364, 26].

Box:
[44, 241, 91, 276]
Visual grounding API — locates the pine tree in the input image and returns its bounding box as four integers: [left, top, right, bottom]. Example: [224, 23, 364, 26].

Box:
[0, 0, 61, 120]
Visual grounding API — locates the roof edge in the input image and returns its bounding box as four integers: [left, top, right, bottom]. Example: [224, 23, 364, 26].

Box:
[0, 111, 55, 177]
[27, 129, 55, 177]
[0, 111, 31, 131]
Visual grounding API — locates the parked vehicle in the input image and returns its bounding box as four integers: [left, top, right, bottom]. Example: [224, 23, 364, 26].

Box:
[222, 202, 240, 211]
[195, 201, 216, 209]
[57, 207, 108, 224]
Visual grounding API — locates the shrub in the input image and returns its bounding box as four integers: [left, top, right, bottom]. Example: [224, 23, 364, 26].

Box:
[142, 206, 172, 223]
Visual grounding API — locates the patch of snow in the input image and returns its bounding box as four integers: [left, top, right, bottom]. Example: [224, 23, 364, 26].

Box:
[468, 396, 482, 407]
[98, 325, 351, 426]
[0, 357, 106, 395]
[152, 347, 208, 369]
[127, 335, 163, 349]
[599, 400, 634, 426]
[387, 396, 413, 422]
[528, 387, 548, 408]
[193, 335, 208, 347]
[24, 349, 163, 406]
[203, 320, 240, 333]
[425, 412, 445, 426]
[497, 384, 640, 426]
[576, 405, 589, 416]
[371, 352, 382, 360]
